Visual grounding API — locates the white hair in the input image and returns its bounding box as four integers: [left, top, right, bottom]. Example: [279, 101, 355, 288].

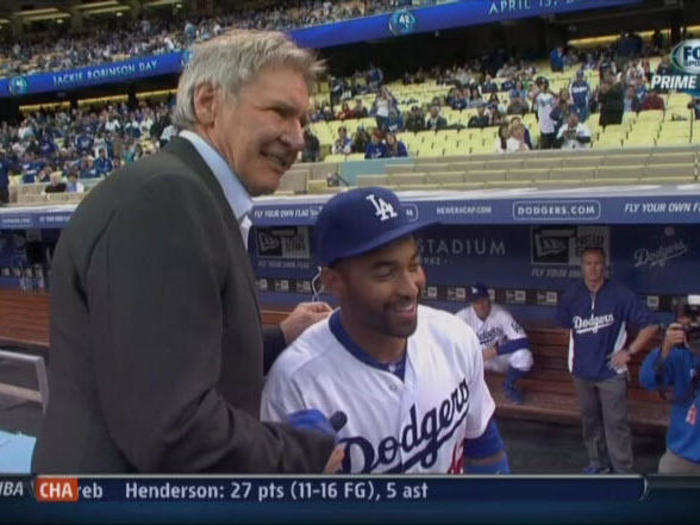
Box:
[172, 30, 324, 130]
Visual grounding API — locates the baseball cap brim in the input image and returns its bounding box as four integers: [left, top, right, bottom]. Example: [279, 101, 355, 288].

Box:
[322, 219, 434, 266]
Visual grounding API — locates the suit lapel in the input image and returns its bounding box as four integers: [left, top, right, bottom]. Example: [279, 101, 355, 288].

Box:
[163, 137, 262, 319]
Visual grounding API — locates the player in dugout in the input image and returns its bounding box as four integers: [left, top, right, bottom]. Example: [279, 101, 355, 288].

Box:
[261, 187, 510, 474]
[456, 284, 533, 405]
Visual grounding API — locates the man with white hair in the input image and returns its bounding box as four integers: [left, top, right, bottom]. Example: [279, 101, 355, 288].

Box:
[33, 30, 337, 474]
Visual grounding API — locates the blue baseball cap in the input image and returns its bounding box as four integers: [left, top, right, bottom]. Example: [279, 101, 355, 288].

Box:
[314, 187, 431, 266]
[468, 283, 490, 302]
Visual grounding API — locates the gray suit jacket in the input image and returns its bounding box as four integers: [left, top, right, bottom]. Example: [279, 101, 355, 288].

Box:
[32, 137, 333, 473]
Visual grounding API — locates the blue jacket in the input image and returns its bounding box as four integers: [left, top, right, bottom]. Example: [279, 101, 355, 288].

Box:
[95, 157, 114, 176]
[640, 348, 700, 463]
[365, 142, 387, 159]
[570, 80, 590, 109]
[556, 279, 654, 381]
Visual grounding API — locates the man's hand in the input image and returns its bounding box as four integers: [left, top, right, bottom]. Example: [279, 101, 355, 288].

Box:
[280, 302, 333, 345]
[662, 323, 687, 357]
[323, 444, 346, 474]
[611, 349, 631, 368]
[482, 346, 498, 361]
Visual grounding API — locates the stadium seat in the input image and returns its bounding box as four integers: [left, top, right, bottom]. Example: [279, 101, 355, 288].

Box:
[357, 175, 388, 187]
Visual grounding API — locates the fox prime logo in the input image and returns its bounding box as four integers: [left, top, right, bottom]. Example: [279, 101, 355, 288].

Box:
[651, 39, 700, 92]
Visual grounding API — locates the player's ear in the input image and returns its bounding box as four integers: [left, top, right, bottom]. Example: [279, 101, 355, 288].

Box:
[321, 266, 344, 298]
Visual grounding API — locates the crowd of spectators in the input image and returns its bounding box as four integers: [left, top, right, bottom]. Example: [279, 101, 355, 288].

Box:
[0, 0, 416, 78]
[1, 27, 694, 202]
[0, 99, 176, 201]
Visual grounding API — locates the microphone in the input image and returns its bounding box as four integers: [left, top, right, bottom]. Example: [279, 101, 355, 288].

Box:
[329, 411, 347, 432]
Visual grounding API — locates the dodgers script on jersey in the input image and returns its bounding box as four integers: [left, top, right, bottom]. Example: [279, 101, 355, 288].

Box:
[455, 304, 526, 351]
[261, 305, 495, 474]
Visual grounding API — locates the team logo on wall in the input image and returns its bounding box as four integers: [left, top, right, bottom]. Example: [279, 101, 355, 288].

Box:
[531, 226, 609, 266]
[633, 226, 689, 269]
[388, 9, 417, 36]
[8, 76, 29, 95]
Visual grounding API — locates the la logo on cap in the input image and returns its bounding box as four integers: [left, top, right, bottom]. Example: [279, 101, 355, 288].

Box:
[366, 194, 398, 222]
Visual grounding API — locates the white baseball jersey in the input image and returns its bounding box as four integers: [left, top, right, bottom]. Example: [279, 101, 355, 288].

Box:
[261, 305, 495, 474]
[455, 303, 526, 351]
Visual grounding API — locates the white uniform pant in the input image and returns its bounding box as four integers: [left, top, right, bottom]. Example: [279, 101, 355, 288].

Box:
[484, 348, 533, 374]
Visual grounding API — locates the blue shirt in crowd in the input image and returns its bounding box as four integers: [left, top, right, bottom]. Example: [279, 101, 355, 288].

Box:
[94, 156, 114, 176]
[556, 279, 655, 381]
[365, 141, 387, 159]
[640, 347, 700, 463]
[570, 79, 590, 109]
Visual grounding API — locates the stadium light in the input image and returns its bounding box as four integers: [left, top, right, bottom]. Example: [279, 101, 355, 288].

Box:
[76, 1, 122, 10]
[83, 6, 132, 16]
[144, 0, 183, 8]
[17, 8, 62, 16]
[23, 13, 72, 23]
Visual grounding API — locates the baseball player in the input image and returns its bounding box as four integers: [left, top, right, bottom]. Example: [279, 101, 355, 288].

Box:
[455, 284, 533, 405]
[261, 187, 509, 474]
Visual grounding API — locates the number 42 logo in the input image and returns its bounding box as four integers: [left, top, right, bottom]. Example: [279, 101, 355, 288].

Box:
[366, 194, 398, 221]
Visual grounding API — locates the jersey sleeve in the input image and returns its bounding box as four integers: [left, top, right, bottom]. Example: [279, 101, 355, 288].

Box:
[500, 308, 527, 341]
[458, 326, 496, 439]
[260, 354, 308, 423]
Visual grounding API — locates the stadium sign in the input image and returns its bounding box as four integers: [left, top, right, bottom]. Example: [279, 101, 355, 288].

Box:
[651, 39, 700, 96]
[388, 9, 417, 36]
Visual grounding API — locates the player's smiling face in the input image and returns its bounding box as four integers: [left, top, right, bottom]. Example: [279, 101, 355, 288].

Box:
[330, 236, 425, 340]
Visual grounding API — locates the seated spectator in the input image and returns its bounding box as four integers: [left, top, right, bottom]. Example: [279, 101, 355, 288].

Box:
[481, 74, 499, 93]
[509, 116, 533, 149]
[43, 171, 66, 194]
[405, 106, 425, 132]
[351, 126, 371, 154]
[383, 132, 408, 158]
[320, 104, 335, 121]
[556, 113, 592, 150]
[623, 86, 642, 113]
[509, 80, 529, 103]
[639, 304, 700, 475]
[384, 107, 404, 133]
[336, 102, 354, 120]
[447, 87, 467, 110]
[507, 95, 529, 116]
[468, 105, 490, 128]
[364, 130, 387, 159]
[352, 99, 368, 118]
[94, 148, 114, 176]
[66, 172, 84, 194]
[506, 121, 531, 153]
[124, 142, 143, 164]
[37, 165, 52, 183]
[641, 89, 665, 111]
[550, 89, 575, 133]
[486, 92, 505, 119]
[495, 123, 510, 153]
[301, 126, 320, 163]
[332, 126, 353, 155]
[79, 157, 99, 179]
[425, 106, 448, 131]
